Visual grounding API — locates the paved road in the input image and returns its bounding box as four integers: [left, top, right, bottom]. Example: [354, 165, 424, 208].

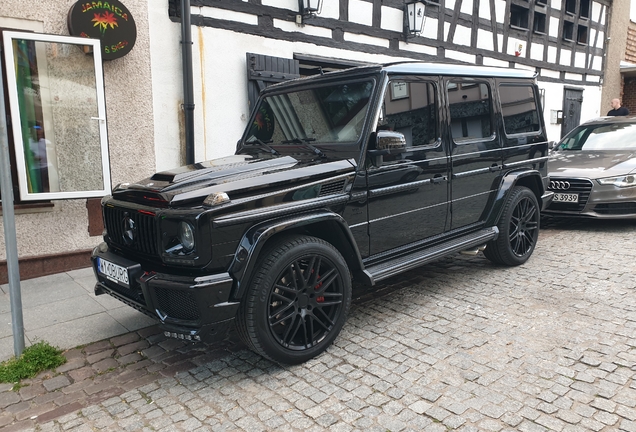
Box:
[1, 218, 636, 431]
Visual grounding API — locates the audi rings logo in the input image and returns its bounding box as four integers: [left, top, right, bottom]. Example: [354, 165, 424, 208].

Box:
[550, 181, 571, 190]
[122, 213, 136, 245]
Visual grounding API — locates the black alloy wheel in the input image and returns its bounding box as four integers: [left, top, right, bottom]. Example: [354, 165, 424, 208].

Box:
[484, 186, 540, 266]
[237, 235, 352, 364]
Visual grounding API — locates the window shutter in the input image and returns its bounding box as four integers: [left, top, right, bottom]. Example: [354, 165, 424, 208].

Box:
[246, 53, 299, 114]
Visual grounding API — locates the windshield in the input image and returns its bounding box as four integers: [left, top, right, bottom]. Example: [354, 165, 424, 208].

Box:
[245, 80, 374, 146]
[557, 122, 636, 151]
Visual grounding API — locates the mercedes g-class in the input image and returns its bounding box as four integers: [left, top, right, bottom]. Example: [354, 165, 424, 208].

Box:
[92, 62, 553, 364]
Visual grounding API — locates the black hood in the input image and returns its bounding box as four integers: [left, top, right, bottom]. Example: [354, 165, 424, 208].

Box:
[112, 154, 356, 207]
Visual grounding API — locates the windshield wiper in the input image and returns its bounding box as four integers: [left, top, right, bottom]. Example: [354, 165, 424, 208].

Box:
[280, 137, 326, 158]
[246, 138, 279, 155]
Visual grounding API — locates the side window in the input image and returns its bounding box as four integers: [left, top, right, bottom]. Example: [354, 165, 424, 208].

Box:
[499, 84, 541, 135]
[380, 80, 437, 147]
[448, 81, 493, 142]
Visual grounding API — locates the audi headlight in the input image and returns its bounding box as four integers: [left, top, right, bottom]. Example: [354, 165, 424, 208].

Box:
[597, 175, 636, 188]
[179, 222, 195, 252]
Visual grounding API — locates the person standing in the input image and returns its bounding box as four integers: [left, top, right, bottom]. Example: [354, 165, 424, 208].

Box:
[607, 98, 630, 116]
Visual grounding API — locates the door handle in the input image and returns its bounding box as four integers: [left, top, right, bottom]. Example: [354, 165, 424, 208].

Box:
[489, 164, 502, 172]
[432, 175, 446, 184]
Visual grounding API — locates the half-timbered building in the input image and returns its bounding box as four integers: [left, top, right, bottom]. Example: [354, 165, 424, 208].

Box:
[148, 0, 611, 171]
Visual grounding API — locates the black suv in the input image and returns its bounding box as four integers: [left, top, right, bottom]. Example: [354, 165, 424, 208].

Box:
[92, 62, 552, 364]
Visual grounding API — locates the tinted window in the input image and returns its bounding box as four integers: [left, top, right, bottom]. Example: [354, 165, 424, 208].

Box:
[246, 81, 374, 145]
[448, 82, 492, 142]
[379, 80, 437, 147]
[499, 84, 541, 135]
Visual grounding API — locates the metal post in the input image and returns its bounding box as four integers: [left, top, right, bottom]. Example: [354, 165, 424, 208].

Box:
[0, 46, 25, 358]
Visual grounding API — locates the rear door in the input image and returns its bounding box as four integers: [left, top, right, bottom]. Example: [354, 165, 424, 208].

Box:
[445, 78, 501, 230]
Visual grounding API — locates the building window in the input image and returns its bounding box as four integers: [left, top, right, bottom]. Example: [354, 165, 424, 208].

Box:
[563, 21, 574, 41]
[534, 12, 547, 34]
[577, 25, 588, 44]
[1, 31, 111, 202]
[565, 0, 576, 15]
[580, 0, 590, 18]
[510, 5, 529, 29]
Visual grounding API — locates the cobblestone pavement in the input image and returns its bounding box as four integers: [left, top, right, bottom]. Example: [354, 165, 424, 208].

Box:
[1, 219, 636, 431]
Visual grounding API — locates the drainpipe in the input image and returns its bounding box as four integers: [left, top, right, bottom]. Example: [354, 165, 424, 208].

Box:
[180, 0, 195, 165]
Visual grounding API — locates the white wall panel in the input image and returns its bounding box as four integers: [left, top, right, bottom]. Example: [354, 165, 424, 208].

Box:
[349, 0, 374, 26]
[381, 6, 403, 32]
[477, 29, 494, 50]
[198, 6, 258, 25]
[274, 19, 332, 38]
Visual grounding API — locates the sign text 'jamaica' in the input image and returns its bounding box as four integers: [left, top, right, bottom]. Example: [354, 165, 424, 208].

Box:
[68, 1, 137, 60]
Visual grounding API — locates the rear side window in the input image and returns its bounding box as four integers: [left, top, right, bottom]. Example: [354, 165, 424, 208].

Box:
[448, 81, 493, 142]
[499, 84, 541, 135]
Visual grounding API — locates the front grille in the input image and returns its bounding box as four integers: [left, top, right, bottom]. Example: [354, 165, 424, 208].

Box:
[547, 178, 593, 212]
[594, 202, 636, 215]
[154, 287, 200, 321]
[319, 180, 346, 197]
[104, 206, 159, 256]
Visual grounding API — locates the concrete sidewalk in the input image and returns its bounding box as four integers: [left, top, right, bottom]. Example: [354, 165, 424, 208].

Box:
[0, 267, 156, 362]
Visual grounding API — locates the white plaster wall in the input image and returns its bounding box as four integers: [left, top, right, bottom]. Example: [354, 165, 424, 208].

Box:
[0, 0, 154, 260]
[149, 4, 413, 164]
[538, 81, 603, 142]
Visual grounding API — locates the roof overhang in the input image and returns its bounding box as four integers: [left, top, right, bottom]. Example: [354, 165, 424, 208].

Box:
[620, 61, 636, 77]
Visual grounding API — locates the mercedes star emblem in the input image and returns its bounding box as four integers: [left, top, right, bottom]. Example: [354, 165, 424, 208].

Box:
[122, 213, 136, 245]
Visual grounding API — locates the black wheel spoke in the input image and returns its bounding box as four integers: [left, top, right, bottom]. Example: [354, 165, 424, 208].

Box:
[314, 306, 336, 328]
[269, 304, 295, 326]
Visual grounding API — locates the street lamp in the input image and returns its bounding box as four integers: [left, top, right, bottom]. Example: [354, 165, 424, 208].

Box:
[297, 0, 323, 25]
[404, 1, 426, 39]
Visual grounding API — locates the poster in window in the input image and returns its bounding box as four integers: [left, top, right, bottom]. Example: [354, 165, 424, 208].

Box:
[391, 82, 409, 100]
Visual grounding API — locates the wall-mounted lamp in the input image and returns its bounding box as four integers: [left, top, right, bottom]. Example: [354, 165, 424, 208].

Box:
[404, 1, 426, 40]
[297, 0, 323, 25]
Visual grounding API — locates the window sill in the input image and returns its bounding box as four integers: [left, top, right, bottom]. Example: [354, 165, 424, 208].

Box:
[0, 201, 55, 215]
[510, 25, 530, 32]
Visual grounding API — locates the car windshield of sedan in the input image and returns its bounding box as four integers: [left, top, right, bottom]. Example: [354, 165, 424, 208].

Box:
[245, 80, 374, 146]
[558, 123, 636, 151]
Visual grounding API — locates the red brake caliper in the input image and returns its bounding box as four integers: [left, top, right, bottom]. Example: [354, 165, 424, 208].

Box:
[315, 275, 324, 303]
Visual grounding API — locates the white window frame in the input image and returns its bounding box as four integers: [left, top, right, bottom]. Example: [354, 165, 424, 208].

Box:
[2, 31, 111, 201]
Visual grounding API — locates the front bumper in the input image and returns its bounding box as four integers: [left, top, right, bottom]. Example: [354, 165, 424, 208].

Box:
[543, 178, 636, 219]
[91, 243, 239, 342]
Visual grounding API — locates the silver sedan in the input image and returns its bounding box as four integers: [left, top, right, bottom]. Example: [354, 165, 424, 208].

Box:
[544, 116, 636, 219]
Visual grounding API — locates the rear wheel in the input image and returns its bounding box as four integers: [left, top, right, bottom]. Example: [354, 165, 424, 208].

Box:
[484, 186, 539, 266]
[236, 235, 352, 364]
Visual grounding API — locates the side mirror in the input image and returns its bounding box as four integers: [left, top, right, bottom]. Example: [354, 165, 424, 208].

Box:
[376, 130, 406, 151]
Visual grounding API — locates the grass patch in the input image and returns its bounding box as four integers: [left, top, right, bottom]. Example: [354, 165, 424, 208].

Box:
[0, 341, 66, 383]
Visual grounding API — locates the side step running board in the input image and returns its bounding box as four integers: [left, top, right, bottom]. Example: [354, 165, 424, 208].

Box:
[362, 227, 499, 285]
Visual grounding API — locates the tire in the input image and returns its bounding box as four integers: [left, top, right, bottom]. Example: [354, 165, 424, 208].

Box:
[236, 235, 352, 364]
[484, 186, 540, 266]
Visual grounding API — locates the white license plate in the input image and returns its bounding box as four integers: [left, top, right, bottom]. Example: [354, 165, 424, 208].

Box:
[97, 258, 129, 287]
[553, 192, 579, 203]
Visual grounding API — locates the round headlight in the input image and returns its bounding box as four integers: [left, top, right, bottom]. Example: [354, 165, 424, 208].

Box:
[179, 222, 195, 252]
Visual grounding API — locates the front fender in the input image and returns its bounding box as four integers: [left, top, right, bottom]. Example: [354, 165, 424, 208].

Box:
[228, 211, 363, 301]
[485, 170, 546, 226]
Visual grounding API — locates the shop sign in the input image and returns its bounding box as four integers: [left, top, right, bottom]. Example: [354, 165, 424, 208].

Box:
[67, 0, 136, 60]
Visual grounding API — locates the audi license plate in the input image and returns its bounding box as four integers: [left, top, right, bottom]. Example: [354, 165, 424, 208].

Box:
[553, 192, 578, 203]
[97, 258, 129, 288]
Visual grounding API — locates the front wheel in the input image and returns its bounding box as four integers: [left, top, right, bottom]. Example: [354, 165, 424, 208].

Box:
[236, 235, 352, 364]
[484, 186, 540, 266]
